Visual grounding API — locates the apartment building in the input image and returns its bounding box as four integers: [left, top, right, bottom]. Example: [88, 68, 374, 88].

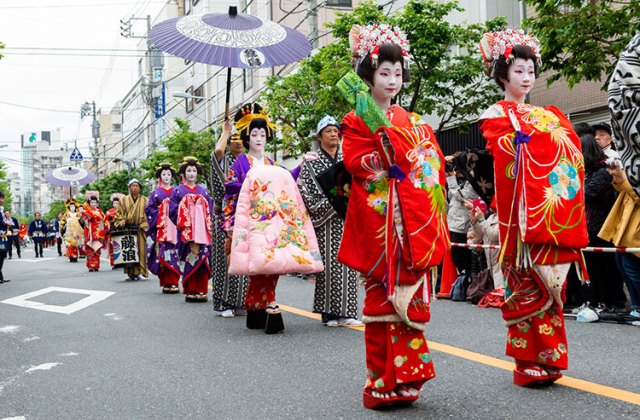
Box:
[119, 0, 364, 165]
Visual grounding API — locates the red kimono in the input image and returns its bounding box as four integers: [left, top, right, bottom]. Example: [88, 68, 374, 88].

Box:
[82, 203, 107, 271]
[479, 101, 588, 371]
[339, 105, 449, 394]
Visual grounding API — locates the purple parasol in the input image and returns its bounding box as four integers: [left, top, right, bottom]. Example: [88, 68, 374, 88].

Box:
[44, 166, 96, 187]
[149, 6, 312, 118]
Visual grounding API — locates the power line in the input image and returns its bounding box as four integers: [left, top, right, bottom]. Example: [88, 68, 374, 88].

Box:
[0, 100, 77, 113]
[0, 1, 166, 9]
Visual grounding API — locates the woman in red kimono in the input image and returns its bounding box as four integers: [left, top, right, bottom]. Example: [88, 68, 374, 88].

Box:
[82, 192, 107, 272]
[104, 193, 123, 268]
[478, 29, 588, 387]
[338, 24, 449, 409]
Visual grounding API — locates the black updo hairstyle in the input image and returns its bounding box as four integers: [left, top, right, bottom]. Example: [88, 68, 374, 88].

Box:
[234, 103, 274, 150]
[356, 44, 411, 86]
[155, 162, 177, 180]
[178, 156, 203, 176]
[492, 44, 540, 91]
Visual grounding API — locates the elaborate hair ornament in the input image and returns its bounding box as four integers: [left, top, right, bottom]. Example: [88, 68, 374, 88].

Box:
[179, 156, 203, 175]
[65, 198, 80, 209]
[229, 132, 243, 144]
[84, 190, 99, 201]
[110, 193, 124, 202]
[154, 162, 177, 179]
[349, 23, 410, 69]
[480, 28, 541, 72]
[234, 104, 277, 138]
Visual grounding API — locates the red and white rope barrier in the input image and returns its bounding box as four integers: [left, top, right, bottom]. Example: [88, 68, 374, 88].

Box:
[450, 242, 640, 253]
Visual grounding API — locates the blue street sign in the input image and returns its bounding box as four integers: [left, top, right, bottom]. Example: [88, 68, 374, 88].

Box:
[155, 82, 166, 119]
[70, 147, 83, 161]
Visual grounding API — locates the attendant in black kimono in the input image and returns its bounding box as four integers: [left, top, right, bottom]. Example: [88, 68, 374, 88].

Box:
[210, 120, 249, 317]
[28, 212, 48, 258]
[297, 115, 361, 327]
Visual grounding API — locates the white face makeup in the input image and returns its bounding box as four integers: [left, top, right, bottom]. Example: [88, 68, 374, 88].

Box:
[503, 58, 535, 102]
[370, 61, 403, 103]
[185, 165, 198, 182]
[69, 204, 76, 212]
[112, 201, 119, 209]
[160, 169, 173, 185]
[90, 200, 98, 209]
[249, 127, 267, 153]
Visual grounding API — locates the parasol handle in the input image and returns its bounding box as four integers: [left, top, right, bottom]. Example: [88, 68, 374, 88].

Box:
[224, 67, 232, 120]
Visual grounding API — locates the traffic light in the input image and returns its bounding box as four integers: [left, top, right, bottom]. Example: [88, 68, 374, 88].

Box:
[120, 19, 132, 38]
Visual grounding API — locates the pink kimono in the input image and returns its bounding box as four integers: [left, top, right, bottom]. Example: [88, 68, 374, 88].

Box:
[228, 165, 323, 276]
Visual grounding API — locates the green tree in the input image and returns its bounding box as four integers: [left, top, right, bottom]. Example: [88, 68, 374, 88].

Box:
[0, 160, 13, 210]
[140, 118, 217, 191]
[260, 0, 505, 154]
[81, 169, 145, 210]
[524, 0, 640, 88]
[0, 41, 4, 60]
[44, 200, 67, 222]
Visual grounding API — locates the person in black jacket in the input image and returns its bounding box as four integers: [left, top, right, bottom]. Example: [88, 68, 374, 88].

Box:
[0, 191, 9, 283]
[581, 134, 627, 313]
[4, 210, 21, 259]
[28, 212, 48, 258]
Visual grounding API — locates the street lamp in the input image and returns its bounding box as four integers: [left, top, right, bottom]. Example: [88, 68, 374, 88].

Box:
[172, 91, 211, 101]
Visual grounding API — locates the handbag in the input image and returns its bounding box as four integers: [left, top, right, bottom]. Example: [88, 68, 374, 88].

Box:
[466, 268, 494, 304]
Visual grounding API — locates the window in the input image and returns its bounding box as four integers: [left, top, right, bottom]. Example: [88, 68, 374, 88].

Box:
[194, 84, 205, 104]
[326, 0, 352, 7]
[185, 86, 194, 113]
[113, 123, 122, 132]
[243, 69, 253, 92]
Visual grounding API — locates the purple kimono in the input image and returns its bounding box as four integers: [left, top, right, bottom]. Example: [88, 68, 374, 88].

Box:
[170, 183, 214, 295]
[144, 186, 180, 278]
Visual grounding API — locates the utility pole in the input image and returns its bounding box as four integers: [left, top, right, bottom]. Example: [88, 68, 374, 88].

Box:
[120, 15, 162, 160]
[80, 101, 99, 172]
[308, 0, 319, 49]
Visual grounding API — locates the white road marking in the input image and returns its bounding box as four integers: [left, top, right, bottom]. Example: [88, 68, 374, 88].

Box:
[1, 416, 27, 420]
[25, 362, 61, 373]
[1, 287, 115, 315]
[60, 352, 78, 357]
[23, 336, 40, 342]
[0, 326, 20, 334]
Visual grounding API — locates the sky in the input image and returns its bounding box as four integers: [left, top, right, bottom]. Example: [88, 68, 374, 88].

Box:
[0, 0, 170, 175]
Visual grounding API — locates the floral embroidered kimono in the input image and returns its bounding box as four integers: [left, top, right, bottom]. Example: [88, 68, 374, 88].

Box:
[104, 207, 117, 267]
[210, 151, 248, 311]
[62, 211, 83, 261]
[82, 203, 106, 271]
[223, 153, 303, 310]
[297, 149, 359, 320]
[145, 186, 181, 288]
[339, 105, 449, 394]
[170, 183, 213, 296]
[479, 101, 588, 370]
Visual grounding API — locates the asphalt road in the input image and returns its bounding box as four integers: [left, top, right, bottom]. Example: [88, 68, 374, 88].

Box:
[1, 245, 638, 419]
